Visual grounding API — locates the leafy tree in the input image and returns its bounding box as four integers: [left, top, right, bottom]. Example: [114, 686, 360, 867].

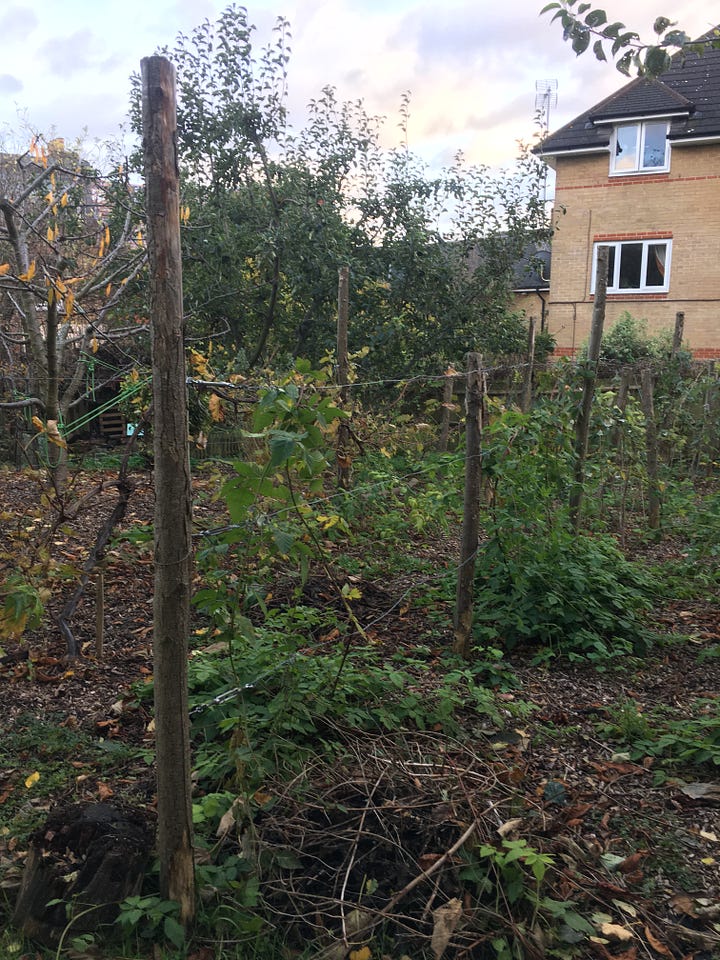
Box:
[0, 134, 146, 474]
[131, 4, 549, 380]
[541, 2, 720, 76]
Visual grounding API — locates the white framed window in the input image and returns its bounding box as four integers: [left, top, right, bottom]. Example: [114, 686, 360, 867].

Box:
[591, 239, 672, 294]
[610, 120, 669, 174]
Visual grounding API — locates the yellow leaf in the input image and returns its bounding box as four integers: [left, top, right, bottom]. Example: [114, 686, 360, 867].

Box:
[18, 261, 36, 282]
[598, 923, 633, 941]
[105, 282, 112, 298]
[46, 225, 54, 243]
[91, 337, 99, 354]
[349, 948, 371, 960]
[60, 192, 68, 207]
[31, 416, 45, 433]
[0, 263, 10, 275]
[24, 771, 40, 789]
[208, 393, 224, 423]
[46, 420, 67, 449]
[104, 225, 110, 247]
[44, 191, 54, 205]
[64, 291, 75, 317]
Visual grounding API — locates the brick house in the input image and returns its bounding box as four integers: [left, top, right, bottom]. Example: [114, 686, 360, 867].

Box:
[537, 31, 720, 358]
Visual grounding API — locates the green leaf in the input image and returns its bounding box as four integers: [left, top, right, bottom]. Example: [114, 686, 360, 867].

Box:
[602, 21, 624, 39]
[562, 911, 595, 933]
[272, 527, 296, 555]
[662, 30, 690, 48]
[585, 9, 607, 28]
[163, 915, 185, 949]
[616, 50, 634, 75]
[653, 16, 672, 35]
[268, 431, 299, 467]
[539, 2, 562, 13]
[593, 39, 608, 61]
[572, 28, 591, 55]
[644, 46, 671, 77]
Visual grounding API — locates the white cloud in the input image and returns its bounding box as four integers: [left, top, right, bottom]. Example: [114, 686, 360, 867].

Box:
[0, 0, 713, 168]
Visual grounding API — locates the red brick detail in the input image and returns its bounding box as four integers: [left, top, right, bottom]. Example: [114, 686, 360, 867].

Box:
[606, 294, 669, 301]
[555, 174, 720, 192]
[589, 294, 670, 301]
[593, 232, 672, 241]
[608, 174, 671, 185]
[552, 346, 578, 357]
[691, 349, 720, 359]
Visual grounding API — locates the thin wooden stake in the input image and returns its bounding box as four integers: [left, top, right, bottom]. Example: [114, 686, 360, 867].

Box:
[95, 568, 104, 659]
[671, 311, 685, 359]
[453, 353, 484, 659]
[520, 316, 537, 413]
[610, 364, 632, 450]
[570, 245, 609, 530]
[438, 369, 455, 452]
[142, 53, 195, 925]
[336, 265, 351, 489]
[639, 366, 661, 530]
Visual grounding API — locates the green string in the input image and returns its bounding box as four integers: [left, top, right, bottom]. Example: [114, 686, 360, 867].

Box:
[62, 377, 151, 436]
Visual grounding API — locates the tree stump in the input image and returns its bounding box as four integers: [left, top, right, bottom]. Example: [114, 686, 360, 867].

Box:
[13, 803, 153, 945]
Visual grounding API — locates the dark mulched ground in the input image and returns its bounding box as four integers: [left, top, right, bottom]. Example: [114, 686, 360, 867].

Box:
[1, 464, 719, 958]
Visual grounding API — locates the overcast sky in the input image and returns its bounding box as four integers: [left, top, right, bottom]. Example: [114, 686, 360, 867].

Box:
[0, 0, 713, 171]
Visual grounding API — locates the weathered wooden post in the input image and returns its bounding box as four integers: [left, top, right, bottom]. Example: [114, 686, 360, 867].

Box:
[520, 316, 537, 413]
[671, 311, 685, 359]
[141, 54, 195, 925]
[453, 353, 485, 659]
[570, 245, 609, 530]
[438, 368, 456, 452]
[639, 366, 661, 530]
[610, 364, 632, 451]
[95, 566, 104, 659]
[336, 265, 352, 489]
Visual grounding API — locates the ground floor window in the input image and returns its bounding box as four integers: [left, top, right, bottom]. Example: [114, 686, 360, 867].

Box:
[591, 238, 671, 294]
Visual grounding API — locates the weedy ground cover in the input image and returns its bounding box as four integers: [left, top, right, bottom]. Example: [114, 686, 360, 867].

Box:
[1, 360, 719, 959]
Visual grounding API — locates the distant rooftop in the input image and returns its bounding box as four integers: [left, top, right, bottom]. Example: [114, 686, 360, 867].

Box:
[538, 27, 720, 158]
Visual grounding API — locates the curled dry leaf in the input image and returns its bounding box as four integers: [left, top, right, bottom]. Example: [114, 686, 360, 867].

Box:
[598, 922, 634, 941]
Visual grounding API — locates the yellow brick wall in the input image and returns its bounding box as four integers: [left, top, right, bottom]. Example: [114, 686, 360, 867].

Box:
[547, 143, 720, 357]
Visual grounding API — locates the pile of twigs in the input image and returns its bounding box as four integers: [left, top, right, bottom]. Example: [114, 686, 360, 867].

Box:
[248, 729, 540, 959]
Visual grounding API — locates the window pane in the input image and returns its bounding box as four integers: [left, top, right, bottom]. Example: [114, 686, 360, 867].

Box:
[606, 246, 616, 285]
[618, 243, 643, 289]
[614, 125, 638, 171]
[645, 243, 667, 286]
[642, 122, 667, 168]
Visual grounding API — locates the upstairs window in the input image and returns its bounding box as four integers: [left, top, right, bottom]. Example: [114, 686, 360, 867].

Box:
[592, 239, 672, 294]
[611, 120, 669, 174]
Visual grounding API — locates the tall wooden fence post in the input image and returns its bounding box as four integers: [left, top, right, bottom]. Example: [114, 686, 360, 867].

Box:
[671, 311, 685, 359]
[520, 316, 537, 414]
[639, 366, 661, 530]
[610, 364, 632, 451]
[570, 245, 609, 531]
[453, 353, 485, 659]
[336, 265, 351, 489]
[142, 54, 195, 925]
[438, 368, 455, 452]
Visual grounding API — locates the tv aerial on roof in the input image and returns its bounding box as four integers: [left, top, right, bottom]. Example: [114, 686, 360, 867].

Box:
[535, 79, 558, 132]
